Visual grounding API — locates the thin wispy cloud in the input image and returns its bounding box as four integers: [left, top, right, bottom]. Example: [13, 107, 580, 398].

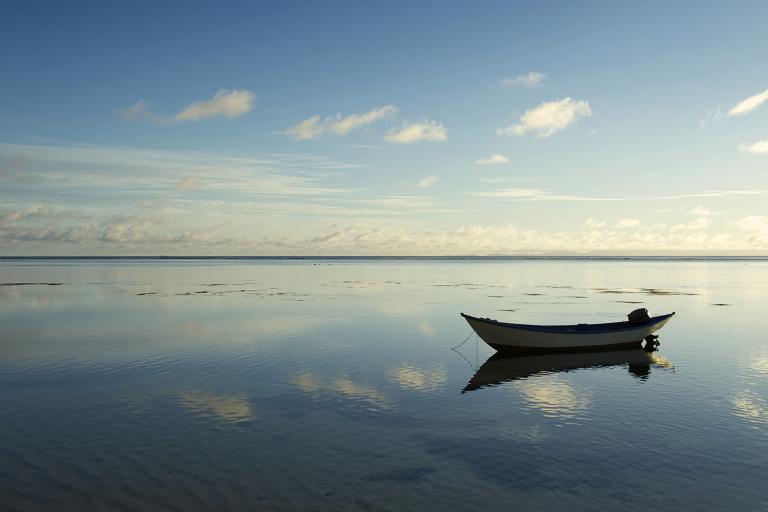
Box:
[472, 188, 619, 202]
[119, 100, 156, 122]
[699, 107, 723, 127]
[176, 176, 204, 191]
[285, 105, 397, 140]
[120, 89, 255, 124]
[497, 98, 592, 138]
[738, 138, 768, 154]
[476, 154, 509, 165]
[0, 143, 356, 197]
[497, 71, 545, 89]
[385, 121, 447, 144]
[473, 187, 768, 203]
[727, 88, 768, 117]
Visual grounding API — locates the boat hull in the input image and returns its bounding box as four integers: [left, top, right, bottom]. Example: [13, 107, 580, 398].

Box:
[461, 312, 674, 353]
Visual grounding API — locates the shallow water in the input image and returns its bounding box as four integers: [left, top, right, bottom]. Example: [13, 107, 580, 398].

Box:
[1, 258, 767, 511]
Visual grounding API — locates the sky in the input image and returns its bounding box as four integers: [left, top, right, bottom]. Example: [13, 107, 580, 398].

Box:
[1, 0, 768, 256]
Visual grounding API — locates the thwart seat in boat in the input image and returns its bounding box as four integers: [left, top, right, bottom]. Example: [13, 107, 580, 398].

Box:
[461, 308, 674, 353]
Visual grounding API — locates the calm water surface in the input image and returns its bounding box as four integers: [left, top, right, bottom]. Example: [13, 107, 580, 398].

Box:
[1, 259, 767, 511]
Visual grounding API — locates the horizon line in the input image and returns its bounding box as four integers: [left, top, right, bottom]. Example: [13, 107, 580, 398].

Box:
[2, 255, 768, 260]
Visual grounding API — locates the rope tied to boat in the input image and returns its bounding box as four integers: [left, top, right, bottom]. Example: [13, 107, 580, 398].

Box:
[451, 330, 475, 350]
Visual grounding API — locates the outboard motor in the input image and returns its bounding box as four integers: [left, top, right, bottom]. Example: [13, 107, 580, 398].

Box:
[627, 308, 651, 325]
[627, 308, 660, 350]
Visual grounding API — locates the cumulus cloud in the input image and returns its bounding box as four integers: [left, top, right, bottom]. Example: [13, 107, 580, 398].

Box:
[285, 105, 397, 140]
[688, 207, 718, 216]
[497, 98, 592, 138]
[418, 175, 439, 188]
[476, 154, 509, 165]
[734, 215, 768, 232]
[738, 138, 768, 154]
[385, 121, 447, 144]
[615, 218, 640, 228]
[175, 89, 255, 121]
[728, 88, 768, 117]
[120, 89, 255, 124]
[672, 217, 710, 231]
[497, 71, 545, 89]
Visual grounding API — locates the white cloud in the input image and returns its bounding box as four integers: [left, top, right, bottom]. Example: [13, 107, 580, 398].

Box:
[733, 215, 768, 247]
[497, 71, 545, 89]
[418, 175, 439, 188]
[285, 105, 397, 140]
[497, 98, 591, 138]
[474, 188, 546, 199]
[476, 154, 509, 165]
[385, 121, 447, 144]
[615, 218, 640, 228]
[727, 88, 768, 117]
[672, 217, 710, 231]
[473, 188, 619, 202]
[688, 207, 718, 216]
[175, 89, 255, 121]
[120, 90, 255, 124]
[734, 215, 768, 232]
[583, 218, 606, 229]
[738, 138, 768, 154]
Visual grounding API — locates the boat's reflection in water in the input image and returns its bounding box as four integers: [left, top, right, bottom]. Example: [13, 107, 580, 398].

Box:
[463, 348, 674, 392]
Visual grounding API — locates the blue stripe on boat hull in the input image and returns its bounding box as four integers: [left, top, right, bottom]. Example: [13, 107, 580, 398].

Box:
[487, 340, 644, 354]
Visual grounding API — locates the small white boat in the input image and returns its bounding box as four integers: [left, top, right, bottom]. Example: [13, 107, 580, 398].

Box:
[461, 310, 674, 353]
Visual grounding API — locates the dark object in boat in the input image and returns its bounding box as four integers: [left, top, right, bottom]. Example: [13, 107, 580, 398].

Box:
[628, 308, 651, 325]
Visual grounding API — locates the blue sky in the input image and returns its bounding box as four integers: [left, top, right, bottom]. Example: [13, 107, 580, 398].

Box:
[1, 0, 768, 255]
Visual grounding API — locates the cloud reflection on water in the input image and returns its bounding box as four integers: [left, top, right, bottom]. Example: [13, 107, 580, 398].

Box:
[293, 372, 393, 409]
[749, 353, 768, 375]
[178, 391, 253, 424]
[387, 364, 447, 392]
[518, 377, 591, 421]
[731, 392, 768, 429]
